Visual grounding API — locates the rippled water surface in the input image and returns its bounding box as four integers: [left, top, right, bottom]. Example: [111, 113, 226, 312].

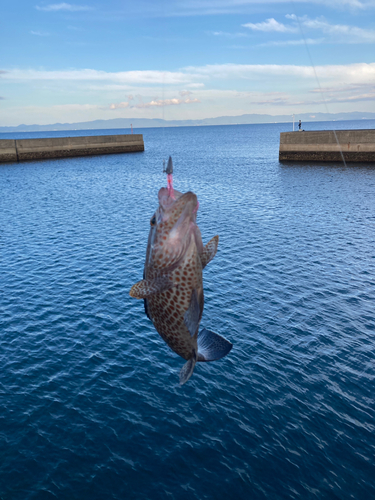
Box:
[1, 122, 375, 499]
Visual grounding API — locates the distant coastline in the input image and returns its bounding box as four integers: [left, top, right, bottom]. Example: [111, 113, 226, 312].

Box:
[1, 112, 375, 134]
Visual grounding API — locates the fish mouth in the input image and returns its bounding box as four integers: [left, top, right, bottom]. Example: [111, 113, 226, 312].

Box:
[158, 188, 198, 218]
[158, 187, 183, 211]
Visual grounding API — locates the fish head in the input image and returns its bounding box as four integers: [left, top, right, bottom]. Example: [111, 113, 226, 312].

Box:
[145, 188, 202, 272]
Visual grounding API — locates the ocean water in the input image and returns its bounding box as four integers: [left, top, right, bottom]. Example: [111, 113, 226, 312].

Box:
[1, 121, 374, 499]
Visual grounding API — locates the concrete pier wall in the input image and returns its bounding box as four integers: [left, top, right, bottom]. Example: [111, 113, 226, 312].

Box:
[0, 134, 144, 163]
[279, 129, 375, 162]
[0, 139, 18, 163]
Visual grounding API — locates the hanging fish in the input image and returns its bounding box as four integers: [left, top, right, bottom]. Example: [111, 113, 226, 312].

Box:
[129, 157, 232, 385]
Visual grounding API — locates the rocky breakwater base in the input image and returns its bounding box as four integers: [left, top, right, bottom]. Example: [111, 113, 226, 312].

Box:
[0, 134, 144, 163]
[279, 129, 375, 163]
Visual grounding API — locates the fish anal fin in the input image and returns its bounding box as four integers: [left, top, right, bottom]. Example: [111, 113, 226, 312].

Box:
[179, 350, 197, 385]
[184, 289, 201, 337]
[200, 235, 219, 269]
[197, 328, 232, 362]
[129, 276, 174, 299]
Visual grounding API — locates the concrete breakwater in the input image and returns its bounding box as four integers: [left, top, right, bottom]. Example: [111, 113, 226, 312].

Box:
[279, 129, 375, 162]
[0, 134, 144, 163]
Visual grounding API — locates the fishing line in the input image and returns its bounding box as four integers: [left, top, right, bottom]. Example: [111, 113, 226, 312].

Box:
[162, 70, 166, 172]
[290, 1, 347, 167]
[161, 0, 167, 173]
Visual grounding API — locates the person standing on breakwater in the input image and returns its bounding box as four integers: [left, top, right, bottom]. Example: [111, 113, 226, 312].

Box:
[298, 120, 302, 131]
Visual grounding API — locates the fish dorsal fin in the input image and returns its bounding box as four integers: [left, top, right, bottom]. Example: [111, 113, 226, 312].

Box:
[197, 328, 232, 362]
[129, 275, 174, 299]
[200, 235, 219, 269]
[184, 289, 201, 337]
[179, 349, 197, 385]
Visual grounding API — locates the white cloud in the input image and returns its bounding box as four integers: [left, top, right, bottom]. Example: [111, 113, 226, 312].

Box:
[256, 94, 293, 105]
[212, 31, 249, 38]
[30, 30, 50, 36]
[110, 102, 129, 109]
[35, 3, 92, 12]
[1, 82, 374, 127]
[248, 85, 375, 105]
[2, 68, 197, 85]
[216, 13, 375, 44]
[242, 18, 297, 33]
[313, 0, 375, 7]
[184, 62, 375, 84]
[259, 38, 324, 47]
[186, 83, 205, 88]
[309, 83, 373, 93]
[286, 13, 375, 42]
[110, 92, 200, 109]
[31, 0, 373, 21]
[2, 63, 375, 125]
[4, 63, 375, 89]
[323, 91, 375, 103]
[135, 97, 200, 108]
[307, 83, 375, 103]
[298, 92, 375, 105]
[125, 0, 375, 18]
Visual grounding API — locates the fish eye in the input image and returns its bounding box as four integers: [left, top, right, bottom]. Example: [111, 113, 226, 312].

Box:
[150, 215, 156, 226]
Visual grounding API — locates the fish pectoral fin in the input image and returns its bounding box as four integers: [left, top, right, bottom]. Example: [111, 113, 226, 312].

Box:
[179, 350, 197, 385]
[197, 328, 233, 362]
[200, 235, 219, 269]
[184, 289, 201, 337]
[129, 276, 174, 299]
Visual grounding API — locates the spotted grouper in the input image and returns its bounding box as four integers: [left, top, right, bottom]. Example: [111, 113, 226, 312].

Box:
[129, 169, 232, 384]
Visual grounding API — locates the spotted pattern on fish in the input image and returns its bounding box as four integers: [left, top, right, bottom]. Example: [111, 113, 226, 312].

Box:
[130, 188, 208, 360]
[147, 237, 204, 360]
[129, 184, 233, 385]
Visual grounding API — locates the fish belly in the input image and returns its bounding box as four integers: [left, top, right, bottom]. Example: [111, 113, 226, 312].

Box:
[148, 251, 203, 360]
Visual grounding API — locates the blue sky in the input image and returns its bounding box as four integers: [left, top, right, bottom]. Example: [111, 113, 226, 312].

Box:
[1, 0, 375, 125]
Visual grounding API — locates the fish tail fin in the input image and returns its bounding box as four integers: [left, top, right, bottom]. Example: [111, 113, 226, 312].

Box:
[179, 349, 197, 385]
[197, 328, 233, 362]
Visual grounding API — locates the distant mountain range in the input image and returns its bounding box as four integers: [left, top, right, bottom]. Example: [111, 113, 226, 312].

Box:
[1, 111, 375, 133]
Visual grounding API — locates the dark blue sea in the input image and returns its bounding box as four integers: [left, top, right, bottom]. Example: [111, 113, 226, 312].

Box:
[1, 121, 375, 500]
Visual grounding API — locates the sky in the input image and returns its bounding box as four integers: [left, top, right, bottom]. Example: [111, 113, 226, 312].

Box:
[1, 0, 375, 126]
